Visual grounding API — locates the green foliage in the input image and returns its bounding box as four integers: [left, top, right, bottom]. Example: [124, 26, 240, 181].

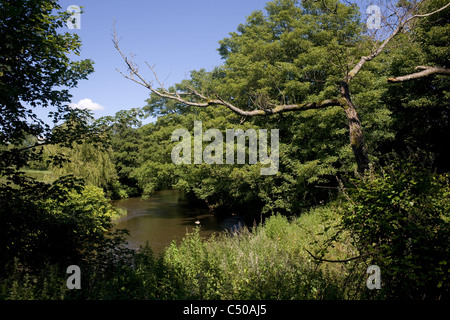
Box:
[159, 210, 361, 300]
[134, 101, 369, 214]
[47, 141, 119, 192]
[96, 108, 145, 197]
[0, 0, 132, 300]
[0, 206, 362, 300]
[1, 0, 449, 301]
[382, 0, 450, 171]
[341, 154, 450, 299]
[0, 177, 123, 272]
[0, 259, 68, 300]
[215, 0, 364, 107]
[137, 0, 395, 214]
[0, 0, 95, 176]
[0, 0, 94, 144]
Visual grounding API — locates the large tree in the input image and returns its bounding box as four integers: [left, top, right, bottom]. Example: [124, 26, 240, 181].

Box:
[114, 0, 449, 173]
[0, 0, 117, 272]
[0, 0, 95, 176]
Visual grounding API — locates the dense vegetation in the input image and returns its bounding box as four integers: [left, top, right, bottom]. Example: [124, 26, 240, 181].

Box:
[0, 0, 448, 300]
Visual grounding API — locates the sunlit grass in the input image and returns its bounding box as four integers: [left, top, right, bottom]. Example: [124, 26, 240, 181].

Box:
[160, 204, 364, 299]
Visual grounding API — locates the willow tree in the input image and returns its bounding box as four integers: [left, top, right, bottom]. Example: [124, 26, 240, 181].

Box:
[114, 0, 449, 173]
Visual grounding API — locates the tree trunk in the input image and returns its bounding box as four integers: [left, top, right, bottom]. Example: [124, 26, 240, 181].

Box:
[340, 81, 369, 173]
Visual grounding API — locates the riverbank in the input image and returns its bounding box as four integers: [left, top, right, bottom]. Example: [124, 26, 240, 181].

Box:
[111, 190, 246, 254]
[160, 208, 361, 299]
[1, 203, 367, 300]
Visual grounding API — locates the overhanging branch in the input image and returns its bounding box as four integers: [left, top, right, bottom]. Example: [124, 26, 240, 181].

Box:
[346, 2, 450, 82]
[387, 65, 450, 83]
[113, 23, 343, 117]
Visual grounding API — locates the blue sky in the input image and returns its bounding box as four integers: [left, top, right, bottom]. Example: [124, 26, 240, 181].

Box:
[57, 0, 374, 124]
[57, 0, 270, 123]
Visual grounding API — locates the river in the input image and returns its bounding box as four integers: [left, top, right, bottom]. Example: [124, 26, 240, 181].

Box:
[112, 189, 245, 254]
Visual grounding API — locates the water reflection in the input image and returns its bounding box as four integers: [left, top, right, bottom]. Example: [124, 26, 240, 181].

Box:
[112, 190, 244, 254]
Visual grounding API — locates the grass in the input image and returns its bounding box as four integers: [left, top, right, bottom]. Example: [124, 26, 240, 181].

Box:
[158, 204, 365, 299]
[0, 203, 368, 300]
[21, 170, 56, 184]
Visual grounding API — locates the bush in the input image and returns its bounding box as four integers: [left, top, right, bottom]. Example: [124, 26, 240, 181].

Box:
[0, 177, 123, 273]
[0, 259, 67, 300]
[0, 203, 367, 300]
[161, 212, 359, 300]
[341, 155, 450, 299]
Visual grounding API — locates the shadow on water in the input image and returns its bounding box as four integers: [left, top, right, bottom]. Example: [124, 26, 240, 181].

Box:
[112, 189, 245, 254]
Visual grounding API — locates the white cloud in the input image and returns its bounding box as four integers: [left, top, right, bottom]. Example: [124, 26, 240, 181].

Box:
[69, 98, 105, 111]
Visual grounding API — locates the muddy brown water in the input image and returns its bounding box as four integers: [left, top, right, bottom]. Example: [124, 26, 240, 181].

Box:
[112, 189, 244, 254]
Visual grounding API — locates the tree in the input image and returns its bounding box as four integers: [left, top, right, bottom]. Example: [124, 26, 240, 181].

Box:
[386, 0, 450, 83]
[0, 0, 123, 274]
[114, 0, 450, 173]
[0, 0, 95, 177]
[383, 0, 450, 171]
[0, 181, 120, 270]
[47, 141, 119, 191]
[96, 108, 145, 197]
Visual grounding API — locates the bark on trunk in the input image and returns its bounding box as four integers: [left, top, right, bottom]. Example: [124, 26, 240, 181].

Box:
[340, 81, 369, 173]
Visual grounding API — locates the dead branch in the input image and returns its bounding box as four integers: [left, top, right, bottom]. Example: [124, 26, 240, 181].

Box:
[346, 1, 450, 82]
[305, 248, 368, 263]
[387, 65, 450, 82]
[113, 2, 449, 117]
[112, 23, 343, 117]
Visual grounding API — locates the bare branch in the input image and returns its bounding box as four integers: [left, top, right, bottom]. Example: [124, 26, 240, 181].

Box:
[113, 24, 344, 117]
[346, 1, 450, 82]
[15, 141, 51, 152]
[387, 65, 450, 83]
[305, 248, 368, 263]
[113, 1, 449, 121]
[412, 1, 450, 18]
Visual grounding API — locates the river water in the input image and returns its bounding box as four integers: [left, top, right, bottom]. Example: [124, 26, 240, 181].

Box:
[112, 189, 245, 254]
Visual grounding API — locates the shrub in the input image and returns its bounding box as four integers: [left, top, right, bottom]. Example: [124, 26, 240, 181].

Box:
[0, 177, 123, 273]
[341, 156, 450, 299]
[161, 212, 359, 300]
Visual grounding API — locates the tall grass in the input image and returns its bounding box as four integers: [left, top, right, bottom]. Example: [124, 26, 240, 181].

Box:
[160, 205, 365, 299]
[0, 204, 367, 300]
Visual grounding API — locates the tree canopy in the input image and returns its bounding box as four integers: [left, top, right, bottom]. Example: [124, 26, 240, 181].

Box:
[0, 0, 118, 275]
[0, 0, 448, 301]
[116, 0, 450, 174]
[110, 0, 448, 214]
